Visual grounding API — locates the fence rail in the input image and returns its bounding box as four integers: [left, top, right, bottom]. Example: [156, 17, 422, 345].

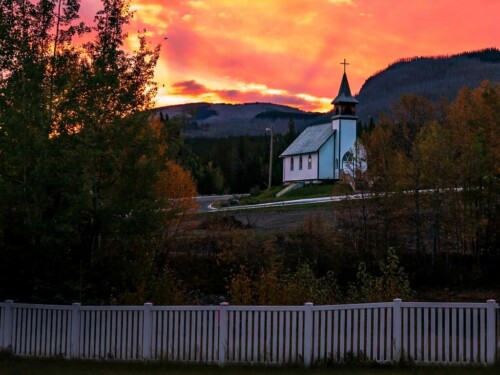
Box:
[0, 299, 498, 366]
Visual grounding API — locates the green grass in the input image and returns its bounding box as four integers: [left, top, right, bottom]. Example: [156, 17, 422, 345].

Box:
[0, 357, 498, 375]
[240, 182, 352, 205]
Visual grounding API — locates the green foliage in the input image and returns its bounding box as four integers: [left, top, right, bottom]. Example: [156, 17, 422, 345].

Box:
[146, 265, 185, 305]
[347, 249, 414, 303]
[226, 249, 413, 305]
[228, 261, 342, 305]
[227, 265, 253, 305]
[185, 133, 291, 194]
[240, 183, 350, 205]
[0, 1, 199, 304]
[284, 119, 298, 144]
[282, 264, 340, 305]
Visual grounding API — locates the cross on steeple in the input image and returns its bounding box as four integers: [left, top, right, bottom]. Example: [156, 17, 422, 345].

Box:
[340, 58, 349, 73]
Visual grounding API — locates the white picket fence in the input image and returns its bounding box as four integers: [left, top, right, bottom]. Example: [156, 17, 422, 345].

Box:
[0, 299, 498, 366]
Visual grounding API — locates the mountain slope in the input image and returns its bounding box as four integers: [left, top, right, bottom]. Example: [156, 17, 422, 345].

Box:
[155, 102, 322, 137]
[356, 48, 500, 123]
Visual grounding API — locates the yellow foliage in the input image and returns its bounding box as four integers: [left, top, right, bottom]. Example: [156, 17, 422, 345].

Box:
[156, 161, 199, 241]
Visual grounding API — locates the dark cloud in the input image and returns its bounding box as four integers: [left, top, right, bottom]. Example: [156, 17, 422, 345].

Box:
[171, 80, 209, 95]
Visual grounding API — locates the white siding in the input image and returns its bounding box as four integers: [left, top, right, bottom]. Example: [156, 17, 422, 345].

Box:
[282, 153, 318, 183]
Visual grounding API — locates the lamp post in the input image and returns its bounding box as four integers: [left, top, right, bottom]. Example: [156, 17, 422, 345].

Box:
[265, 126, 273, 190]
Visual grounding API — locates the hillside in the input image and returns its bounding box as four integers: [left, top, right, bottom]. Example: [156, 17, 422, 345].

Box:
[356, 48, 500, 123]
[155, 48, 499, 136]
[155, 102, 323, 137]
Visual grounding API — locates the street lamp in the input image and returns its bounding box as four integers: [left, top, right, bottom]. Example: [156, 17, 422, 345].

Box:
[265, 126, 274, 190]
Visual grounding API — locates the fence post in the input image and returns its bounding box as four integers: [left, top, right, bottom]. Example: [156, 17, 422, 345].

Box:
[218, 302, 229, 366]
[142, 302, 153, 360]
[1, 300, 13, 351]
[486, 299, 496, 364]
[392, 299, 402, 362]
[304, 302, 314, 367]
[70, 303, 81, 358]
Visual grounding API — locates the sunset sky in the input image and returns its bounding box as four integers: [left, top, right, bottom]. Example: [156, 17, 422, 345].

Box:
[87, 0, 499, 112]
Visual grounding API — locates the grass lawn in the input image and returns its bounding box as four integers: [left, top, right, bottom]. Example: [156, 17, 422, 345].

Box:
[1, 357, 499, 375]
[239, 182, 352, 205]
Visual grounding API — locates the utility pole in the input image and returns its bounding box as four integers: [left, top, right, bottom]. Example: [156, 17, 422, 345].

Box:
[266, 126, 274, 190]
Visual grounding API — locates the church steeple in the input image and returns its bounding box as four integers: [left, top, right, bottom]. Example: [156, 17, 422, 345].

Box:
[332, 59, 358, 117]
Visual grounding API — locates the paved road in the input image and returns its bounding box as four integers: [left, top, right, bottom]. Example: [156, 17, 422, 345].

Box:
[201, 188, 463, 213]
[195, 195, 234, 213]
[196, 193, 365, 213]
[210, 193, 374, 212]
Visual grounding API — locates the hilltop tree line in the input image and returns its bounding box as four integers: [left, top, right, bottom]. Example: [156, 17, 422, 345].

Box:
[364, 48, 500, 85]
[162, 115, 299, 194]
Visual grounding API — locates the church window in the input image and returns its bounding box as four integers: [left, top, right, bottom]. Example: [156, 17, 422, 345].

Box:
[299, 156, 303, 170]
[308, 154, 312, 169]
[290, 157, 294, 171]
[342, 151, 353, 162]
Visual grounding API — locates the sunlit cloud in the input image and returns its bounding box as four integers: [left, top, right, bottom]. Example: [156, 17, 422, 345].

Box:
[328, 0, 355, 6]
[164, 79, 332, 111]
[188, 1, 210, 10]
[129, 3, 169, 32]
[84, 0, 499, 112]
[298, 12, 318, 25]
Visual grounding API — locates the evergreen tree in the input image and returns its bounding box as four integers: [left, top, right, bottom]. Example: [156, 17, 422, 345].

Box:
[0, 0, 196, 304]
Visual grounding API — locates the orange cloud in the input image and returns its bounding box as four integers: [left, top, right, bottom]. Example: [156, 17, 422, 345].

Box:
[85, 0, 500, 112]
[167, 79, 329, 111]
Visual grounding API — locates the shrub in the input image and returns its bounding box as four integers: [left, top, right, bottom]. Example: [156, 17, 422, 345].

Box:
[347, 248, 414, 302]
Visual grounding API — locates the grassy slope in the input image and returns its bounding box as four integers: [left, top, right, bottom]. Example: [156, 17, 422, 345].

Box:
[240, 183, 352, 205]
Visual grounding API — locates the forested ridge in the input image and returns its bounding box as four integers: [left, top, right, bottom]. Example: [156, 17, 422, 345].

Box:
[357, 48, 500, 123]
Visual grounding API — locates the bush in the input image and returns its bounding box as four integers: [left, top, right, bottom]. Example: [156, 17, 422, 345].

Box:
[228, 261, 342, 305]
[347, 248, 414, 302]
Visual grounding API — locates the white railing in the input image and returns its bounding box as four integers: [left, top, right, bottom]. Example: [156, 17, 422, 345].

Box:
[0, 299, 498, 366]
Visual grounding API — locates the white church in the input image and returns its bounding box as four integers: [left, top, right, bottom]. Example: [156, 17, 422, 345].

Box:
[280, 64, 363, 184]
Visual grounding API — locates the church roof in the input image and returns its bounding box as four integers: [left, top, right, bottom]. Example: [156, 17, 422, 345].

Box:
[280, 123, 334, 157]
[332, 72, 359, 105]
